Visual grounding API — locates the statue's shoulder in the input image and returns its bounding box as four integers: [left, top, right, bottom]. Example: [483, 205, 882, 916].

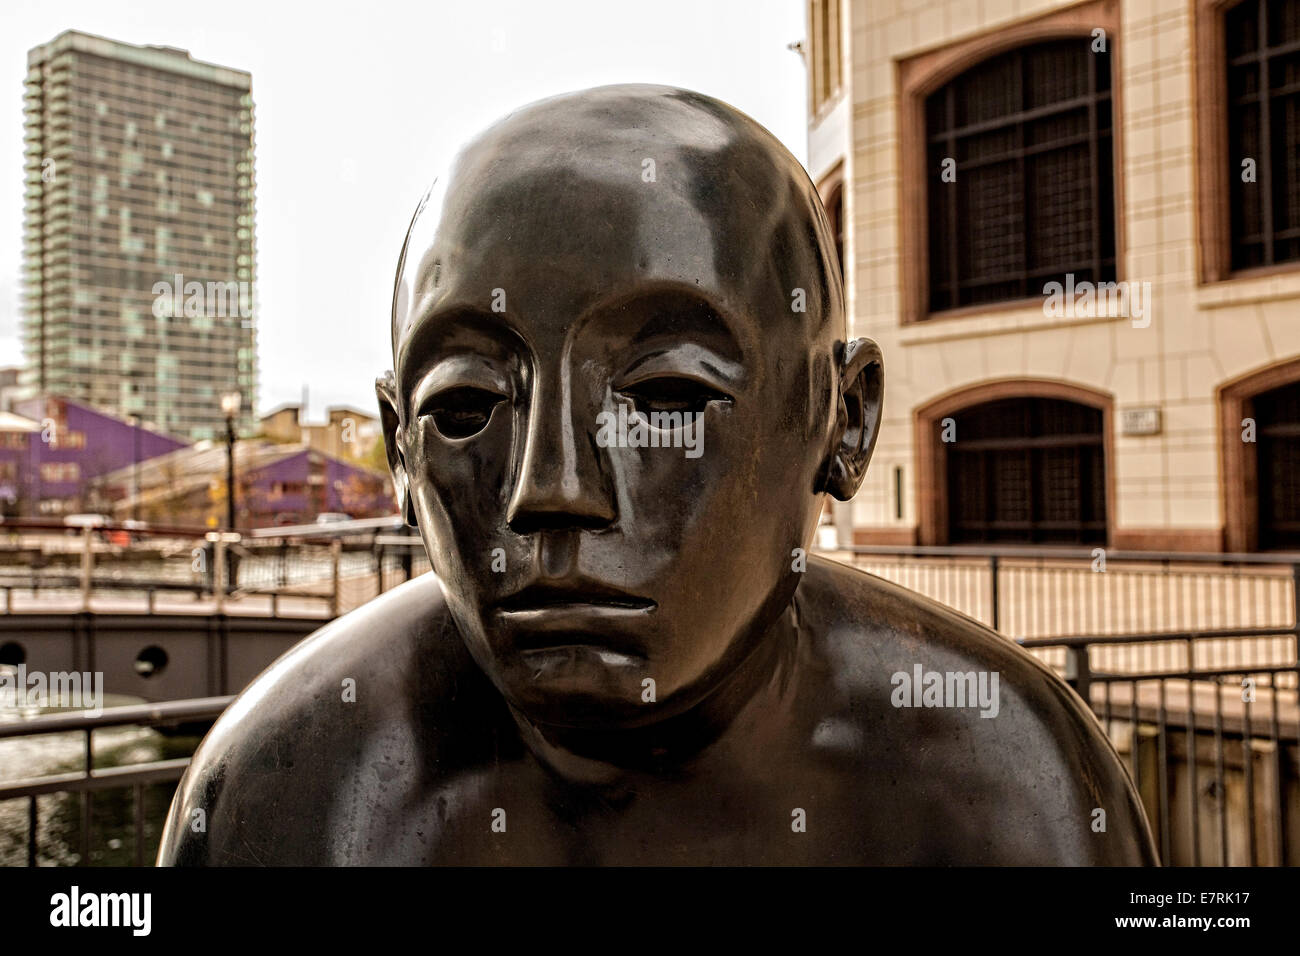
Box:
[801, 553, 1079, 693]
[157, 574, 489, 865]
[799, 555, 1158, 864]
[801, 553, 1095, 717]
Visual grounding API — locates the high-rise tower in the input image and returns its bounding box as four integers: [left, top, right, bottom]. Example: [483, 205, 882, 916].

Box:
[22, 30, 256, 439]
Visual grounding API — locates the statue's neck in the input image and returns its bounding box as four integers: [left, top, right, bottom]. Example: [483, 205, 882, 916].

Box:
[509, 597, 804, 785]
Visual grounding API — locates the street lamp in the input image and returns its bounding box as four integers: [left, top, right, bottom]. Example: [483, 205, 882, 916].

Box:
[220, 391, 241, 530]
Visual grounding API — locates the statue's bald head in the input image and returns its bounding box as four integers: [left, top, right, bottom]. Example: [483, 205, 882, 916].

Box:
[390, 84, 844, 365]
[375, 86, 880, 723]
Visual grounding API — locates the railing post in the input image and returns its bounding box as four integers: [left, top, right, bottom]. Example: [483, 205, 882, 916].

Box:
[27, 796, 36, 867]
[80, 728, 92, 863]
[212, 534, 226, 615]
[133, 783, 144, 867]
[330, 538, 342, 617]
[989, 554, 1001, 631]
[1292, 563, 1300, 715]
[79, 526, 94, 611]
[203, 539, 215, 594]
[1292, 563, 1300, 644]
[1065, 644, 1092, 703]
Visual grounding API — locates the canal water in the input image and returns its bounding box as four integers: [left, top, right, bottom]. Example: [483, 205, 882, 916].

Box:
[0, 547, 400, 866]
[0, 685, 201, 867]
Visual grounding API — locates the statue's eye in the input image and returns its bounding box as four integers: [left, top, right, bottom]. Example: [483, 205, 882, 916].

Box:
[619, 377, 731, 418]
[424, 387, 506, 439]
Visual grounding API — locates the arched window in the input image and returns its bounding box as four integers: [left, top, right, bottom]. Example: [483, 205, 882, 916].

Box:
[945, 396, 1107, 544]
[825, 182, 844, 288]
[1219, 358, 1300, 551]
[925, 39, 1117, 312]
[1226, 0, 1300, 270]
[1255, 379, 1300, 549]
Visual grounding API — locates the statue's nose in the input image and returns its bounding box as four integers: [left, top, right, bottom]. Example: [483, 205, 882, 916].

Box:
[506, 372, 616, 534]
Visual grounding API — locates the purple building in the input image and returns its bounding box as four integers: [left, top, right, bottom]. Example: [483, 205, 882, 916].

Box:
[241, 446, 393, 526]
[93, 439, 393, 528]
[0, 396, 187, 516]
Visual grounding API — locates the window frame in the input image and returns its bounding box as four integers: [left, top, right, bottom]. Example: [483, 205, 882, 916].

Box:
[1196, 0, 1300, 282]
[808, 0, 844, 118]
[914, 379, 1115, 547]
[923, 39, 1117, 313]
[897, 0, 1124, 325]
[1218, 356, 1300, 551]
[944, 396, 1109, 545]
[817, 160, 846, 292]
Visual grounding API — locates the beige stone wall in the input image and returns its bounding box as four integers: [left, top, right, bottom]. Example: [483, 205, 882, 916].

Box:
[826, 0, 1300, 548]
[258, 405, 381, 465]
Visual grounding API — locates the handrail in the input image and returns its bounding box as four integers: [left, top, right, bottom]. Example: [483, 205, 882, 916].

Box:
[1018, 625, 1298, 648]
[836, 543, 1300, 565]
[247, 515, 405, 537]
[0, 694, 233, 866]
[0, 517, 215, 537]
[0, 695, 234, 738]
[0, 758, 193, 801]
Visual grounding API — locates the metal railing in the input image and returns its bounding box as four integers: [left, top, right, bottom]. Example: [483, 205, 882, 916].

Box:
[1020, 630, 1298, 865]
[3, 538, 1297, 865]
[831, 543, 1300, 866]
[0, 517, 428, 616]
[832, 543, 1300, 632]
[0, 519, 419, 617]
[0, 696, 232, 866]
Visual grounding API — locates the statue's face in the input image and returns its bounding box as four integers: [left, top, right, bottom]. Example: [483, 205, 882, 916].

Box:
[385, 88, 844, 729]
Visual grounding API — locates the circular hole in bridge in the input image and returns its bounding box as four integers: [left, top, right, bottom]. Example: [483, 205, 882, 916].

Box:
[0, 642, 25, 666]
[134, 645, 168, 678]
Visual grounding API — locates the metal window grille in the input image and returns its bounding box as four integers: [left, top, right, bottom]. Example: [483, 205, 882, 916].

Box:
[946, 397, 1107, 545]
[1256, 379, 1300, 549]
[1227, 0, 1300, 269]
[925, 39, 1117, 312]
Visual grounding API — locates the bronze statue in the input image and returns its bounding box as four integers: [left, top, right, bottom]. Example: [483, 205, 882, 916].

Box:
[158, 85, 1157, 865]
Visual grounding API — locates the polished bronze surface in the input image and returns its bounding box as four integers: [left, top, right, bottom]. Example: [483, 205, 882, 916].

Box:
[158, 85, 1157, 865]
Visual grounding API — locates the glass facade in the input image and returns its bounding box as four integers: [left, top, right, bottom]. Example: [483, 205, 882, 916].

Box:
[21, 30, 257, 440]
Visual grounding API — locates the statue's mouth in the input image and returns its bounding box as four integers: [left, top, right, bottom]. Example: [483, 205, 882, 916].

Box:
[487, 581, 657, 676]
[493, 582, 656, 614]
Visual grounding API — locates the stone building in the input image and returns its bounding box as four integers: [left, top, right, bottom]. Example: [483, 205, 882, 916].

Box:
[804, 0, 1300, 552]
[0, 396, 186, 516]
[93, 438, 392, 528]
[257, 404, 382, 466]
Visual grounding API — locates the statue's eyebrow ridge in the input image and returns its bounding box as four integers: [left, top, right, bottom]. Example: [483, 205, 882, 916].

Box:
[588, 287, 745, 361]
[397, 305, 517, 385]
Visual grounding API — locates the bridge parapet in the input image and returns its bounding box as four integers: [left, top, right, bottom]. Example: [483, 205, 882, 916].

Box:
[0, 517, 428, 617]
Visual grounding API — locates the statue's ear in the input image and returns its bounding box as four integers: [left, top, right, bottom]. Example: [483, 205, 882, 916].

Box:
[819, 338, 884, 501]
[376, 371, 417, 527]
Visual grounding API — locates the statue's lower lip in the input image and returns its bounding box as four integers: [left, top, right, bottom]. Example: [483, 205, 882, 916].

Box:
[517, 645, 646, 667]
[495, 601, 656, 617]
[503, 616, 650, 659]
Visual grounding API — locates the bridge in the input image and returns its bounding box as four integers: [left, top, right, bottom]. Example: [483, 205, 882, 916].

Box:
[0, 517, 427, 700]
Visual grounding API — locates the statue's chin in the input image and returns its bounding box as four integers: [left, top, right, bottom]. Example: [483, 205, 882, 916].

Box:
[444, 569, 803, 736]
[499, 647, 658, 726]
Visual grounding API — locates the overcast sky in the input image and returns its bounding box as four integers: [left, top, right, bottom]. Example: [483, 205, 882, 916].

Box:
[0, 0, 809, 421]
